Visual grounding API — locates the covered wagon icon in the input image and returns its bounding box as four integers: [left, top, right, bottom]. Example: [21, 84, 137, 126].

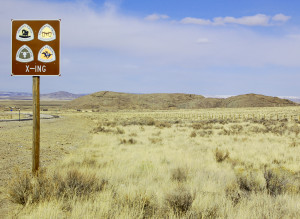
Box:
[19, 29, 29, 38]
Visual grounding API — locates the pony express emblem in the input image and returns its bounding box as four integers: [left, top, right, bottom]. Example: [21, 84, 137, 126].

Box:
[38, 24, 56, 41]
[16, 24, 34, 41]
[16, 45, 34, 62]
[38, 45, 56, 62]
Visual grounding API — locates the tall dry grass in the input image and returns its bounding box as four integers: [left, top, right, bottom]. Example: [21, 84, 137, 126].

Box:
[7, 107, 300, 218]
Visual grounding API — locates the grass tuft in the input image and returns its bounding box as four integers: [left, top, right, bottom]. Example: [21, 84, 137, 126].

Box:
[8, 169, 107, 205]
[165, 186, 194, 214]
[215, 148, 229, 163]
[8, 170, 33, 205]
[263, 168, 295, 196]
[120, 138, 137, 145]
[190, 131, 197, 138]
[170, 167, 188, 182]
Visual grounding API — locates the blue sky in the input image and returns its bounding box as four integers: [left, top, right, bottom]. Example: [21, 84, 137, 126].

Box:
[1, 0, 300, 96]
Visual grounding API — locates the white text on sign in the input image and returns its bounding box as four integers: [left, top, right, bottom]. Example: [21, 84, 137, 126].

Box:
[25, 65, 46, 73]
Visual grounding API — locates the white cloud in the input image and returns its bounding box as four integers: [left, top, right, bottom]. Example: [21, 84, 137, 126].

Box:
[214, 14, 270, 26]
[180, 17, 212, 25]
[272, 13, 291, 22]
[181, 13, 290, 26]
[145, 14, 169, 21]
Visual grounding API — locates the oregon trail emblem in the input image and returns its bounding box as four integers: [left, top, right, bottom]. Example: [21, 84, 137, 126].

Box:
[16, 45, 34, 62]
[16, 24, 34, 41]
[38, 24, 56, 41]
[38, 45, 56, 62]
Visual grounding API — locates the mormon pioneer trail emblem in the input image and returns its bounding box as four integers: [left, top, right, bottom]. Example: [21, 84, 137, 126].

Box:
[38, 24, 56, 41]
[16, 45, 34, 62]
[38, 45, 56, 62]
[16, 24, 34, 41]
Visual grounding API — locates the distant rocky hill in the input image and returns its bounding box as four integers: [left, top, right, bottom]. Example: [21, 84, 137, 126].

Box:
[63, 91, 298, 110]
[0, 91, 86, 100]
[0, 91, 32, 100]
[41, 91, 86, 100]
[221, 94, 296, 107]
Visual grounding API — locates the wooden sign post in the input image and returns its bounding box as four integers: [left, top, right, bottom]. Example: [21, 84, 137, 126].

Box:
[32, 76, 40, 173]
[11, 20, 60, 174]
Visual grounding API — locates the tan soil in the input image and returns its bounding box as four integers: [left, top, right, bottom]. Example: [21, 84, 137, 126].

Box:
[0, 115, 93, 218]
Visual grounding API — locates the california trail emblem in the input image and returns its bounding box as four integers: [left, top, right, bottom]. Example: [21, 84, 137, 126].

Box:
[16, 24, 34, 41]
[16, 45, 34, 62]
[38, 45, 56, 62]
[38, 24, 56, 41]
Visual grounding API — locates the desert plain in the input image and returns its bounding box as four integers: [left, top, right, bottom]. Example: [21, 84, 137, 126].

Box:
[0, 96, 300, 218]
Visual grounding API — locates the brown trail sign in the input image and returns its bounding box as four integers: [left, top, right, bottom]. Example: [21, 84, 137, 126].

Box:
[11, 20, 61, 174]
[11, 20, 60, 76]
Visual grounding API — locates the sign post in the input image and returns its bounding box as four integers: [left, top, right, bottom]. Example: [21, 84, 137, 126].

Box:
[32, 76, 40, 173]
[11, 20, 60, 174]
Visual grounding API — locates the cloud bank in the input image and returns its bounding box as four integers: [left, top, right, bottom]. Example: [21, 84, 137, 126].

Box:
[0, 0, 299, 95]
[180, 13, 291, 26]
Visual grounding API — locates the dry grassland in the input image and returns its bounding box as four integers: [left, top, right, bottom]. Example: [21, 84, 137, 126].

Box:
[0, 111, 91, 217]
[3, 106, 300, 218]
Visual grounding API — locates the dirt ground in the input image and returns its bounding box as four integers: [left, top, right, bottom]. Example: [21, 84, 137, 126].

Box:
[0, 114, 93, 218]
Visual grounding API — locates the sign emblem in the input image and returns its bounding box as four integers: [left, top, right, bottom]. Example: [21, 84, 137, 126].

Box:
[38, 45, 56, 62]
[16, 24, 34, 41]
[16, 45, 34, 62]
[38, 24, 56, 41]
